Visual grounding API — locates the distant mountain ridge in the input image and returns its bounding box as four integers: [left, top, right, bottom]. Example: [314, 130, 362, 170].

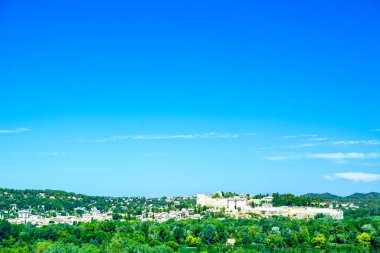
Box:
[301, 193, 341, 200]
[1, 187, 378, 199]
[301, 192, 380, 200]
[346, 192, 380, 199]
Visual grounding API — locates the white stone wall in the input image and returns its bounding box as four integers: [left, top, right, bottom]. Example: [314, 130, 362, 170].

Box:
[196, 194, 228, 209]
[196, 193, 343, 220]
[236, 200, 249, 210]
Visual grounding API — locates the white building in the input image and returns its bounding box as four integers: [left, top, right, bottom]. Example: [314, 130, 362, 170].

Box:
[18, 210, 30, 219]
[196, 193, 343, 220]
[197, 194, 250, 212]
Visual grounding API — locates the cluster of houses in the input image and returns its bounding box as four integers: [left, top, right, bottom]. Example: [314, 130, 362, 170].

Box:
[7, 207, 113, 226]
[339, 202, 359, 209]
[1, 192, 348, 226]
[196, 193, 344, 220]
[5, 203, 203, 225]
[136, 208, 202, 222]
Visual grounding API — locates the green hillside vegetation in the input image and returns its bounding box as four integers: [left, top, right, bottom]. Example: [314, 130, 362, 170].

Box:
[1, 188, 380, 220]
[1, 188, 380, 252]
[302, 192, 380, 200]
[0, 215, 379, 252]
[302, 192, 380, 219]
[301, 193, 341, 201]
[0, 188, 195, 219]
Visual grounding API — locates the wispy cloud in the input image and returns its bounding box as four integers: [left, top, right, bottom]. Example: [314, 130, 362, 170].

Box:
[285, 136, 330, 148]
[283, 134, 318, 139]
[371, 129, 380, 132]
[39, 152, 66, 157]
[331, 140, 380, 146]
[287, 143, 321, 148]
[94, 132, 253, 143]
[285, 139, 380, 149]
[307, 137, 329, 142]
[265, 152, 380, 162]
[360, 162, 380, 167]
[0, 128, 29, 134]
[306, 152, 380, 160]
[324, 172, 380, 182]
[9, 151, 66, 157]
[323, 175, 335, 180]
[265, 156, 291, 161]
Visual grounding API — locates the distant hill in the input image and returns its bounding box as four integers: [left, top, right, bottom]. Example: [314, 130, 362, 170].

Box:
[301, 193, 341, 200]
[346, 192, 380, 199]
[301, 192, 380, 201]
[0, 188, 195, 217]
[1, 188, 379, 215]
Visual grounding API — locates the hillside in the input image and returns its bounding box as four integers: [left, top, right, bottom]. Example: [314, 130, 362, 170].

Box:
[1, 188, 380, 220]
[346, 192, 380, 199]
[301, 192, 380, 201]
[301, 192, 341, 200]
[0, 188, 195, 218]
[0, 189, 379, 252]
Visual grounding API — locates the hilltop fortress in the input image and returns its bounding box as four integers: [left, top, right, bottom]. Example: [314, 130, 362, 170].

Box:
[196, 193, 343, 220]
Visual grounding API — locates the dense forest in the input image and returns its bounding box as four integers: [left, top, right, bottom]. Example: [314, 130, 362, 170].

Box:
[0, 215, 379, 252]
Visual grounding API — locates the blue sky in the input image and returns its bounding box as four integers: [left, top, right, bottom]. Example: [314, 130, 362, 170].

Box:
[1, 0, 380, 196]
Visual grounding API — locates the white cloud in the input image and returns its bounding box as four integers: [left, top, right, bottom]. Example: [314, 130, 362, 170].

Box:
[39, 152, 66, 157]
[324, 172, 380, 182]
[283, 135, 297, 139]
[283, 134, 318, 139]
[284, 138, 380, 149]
[265, 156, 290, 161]
[287, 143, 320, 148]
[307, 137, 329, 142]
[94, 132, 250, 143]
[9, 152, 29, 156]
[331, 140, 380, 146]
[265, 152, 380, 162]
[306, 152, 380, 160]
[0, 128, 29, 134]
[371, 129, 380, 132]
[360, 162, 380, 167]
[9, 151, 66, 157]
[323, 175, 335, 180]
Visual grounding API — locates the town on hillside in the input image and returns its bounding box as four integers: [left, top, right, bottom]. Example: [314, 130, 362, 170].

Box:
[0, 189, 358, 226]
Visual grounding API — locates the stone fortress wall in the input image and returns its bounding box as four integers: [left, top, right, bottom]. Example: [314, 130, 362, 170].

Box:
[196, 194, 228, 209]
[196, 193, 343, 220]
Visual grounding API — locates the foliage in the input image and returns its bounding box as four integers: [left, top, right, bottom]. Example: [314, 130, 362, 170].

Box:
[0, 215, 378, 252]
[1, 188, 380, 252]
[0, 188, 196, 219]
